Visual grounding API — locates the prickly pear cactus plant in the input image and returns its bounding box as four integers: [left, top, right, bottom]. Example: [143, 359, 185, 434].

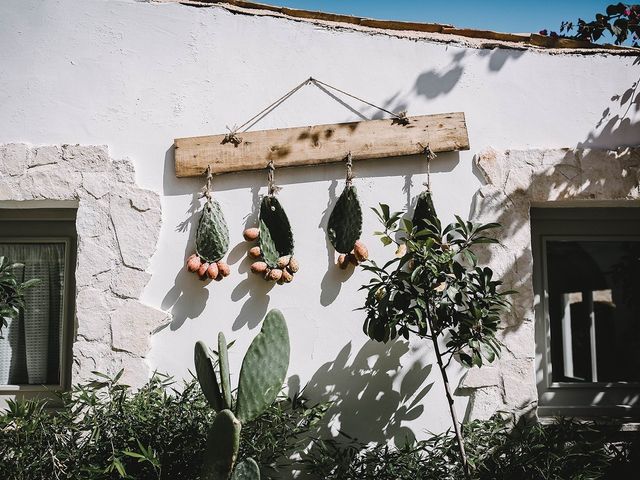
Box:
[194, 309, 290, 480]
[186, 182, 232, 282]
[328, 186, 369, 270]
[243, 196, 299, 284]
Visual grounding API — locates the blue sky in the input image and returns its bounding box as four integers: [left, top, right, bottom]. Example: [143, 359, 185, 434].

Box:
[270, 1, 610, 35]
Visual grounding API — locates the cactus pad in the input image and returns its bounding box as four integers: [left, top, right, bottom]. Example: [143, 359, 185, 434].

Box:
[412, 190, 441, 232]
[258, 196, 294, 268]
[195, 341, 223, 411]
[196, 199, 230, 264]
[327, 185, 362, 254]
[202, 409, 241, 480]
[235, 309, 290, 423]
[231, 458, 260, 480]
[218, 332, 233, 411]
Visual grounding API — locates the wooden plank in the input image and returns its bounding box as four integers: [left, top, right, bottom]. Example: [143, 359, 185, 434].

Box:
[174, 112, 469, 177]
[441, 27, 529, 43]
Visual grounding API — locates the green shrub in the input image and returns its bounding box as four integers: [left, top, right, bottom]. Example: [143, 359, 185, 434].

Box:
[301, 415, 639, 480]
[0, 371, 325, 480]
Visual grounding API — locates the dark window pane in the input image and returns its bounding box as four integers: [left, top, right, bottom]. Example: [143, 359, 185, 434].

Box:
[547, 240, 640, 383]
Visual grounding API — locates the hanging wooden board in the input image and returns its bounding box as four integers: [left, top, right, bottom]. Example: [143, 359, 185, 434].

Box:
[174, 112, 469, 177]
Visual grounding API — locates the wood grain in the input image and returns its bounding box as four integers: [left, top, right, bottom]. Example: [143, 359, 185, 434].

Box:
[174, 112, 469, 177]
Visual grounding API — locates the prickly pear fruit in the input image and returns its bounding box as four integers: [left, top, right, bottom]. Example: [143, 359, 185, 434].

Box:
[196, 199, 230, 264]
[243, 228, 260, 241]
[268, 269, 283, 282]
[347, 253, 359, 266]
[337, 254, 349, 269]
[207, 263, 219, 279]
[187, 254, 202, 272]
[287, 257, 299, 273]
[198, 263, 210, 278]
[327, 185, 363, 254]
[251, 262, 268, 274]
[194, 341, 223, 411]
[217, 261, 231, 277]
[249, 246, 261, 258]
[202, 409, 241, 480]
[235, 309, 290, 423]
[281, 269, 293, 283]
[231, 458, 260, 480]
[353, 240, 369, 262]
[276, 256, 290, 269]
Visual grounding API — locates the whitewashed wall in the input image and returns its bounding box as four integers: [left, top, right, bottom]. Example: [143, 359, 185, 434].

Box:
[1, 0, 639, 441]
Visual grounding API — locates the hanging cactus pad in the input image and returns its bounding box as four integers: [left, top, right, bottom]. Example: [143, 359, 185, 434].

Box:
[412, 190, 441, 232]
[258, 196, 294, 269]
[327, 185, 362, 254]
[196, 199, 230, 264]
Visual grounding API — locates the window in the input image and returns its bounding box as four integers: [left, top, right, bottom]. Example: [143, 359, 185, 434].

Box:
[532, 206, 640, 419]
[0, 207, 76, 395]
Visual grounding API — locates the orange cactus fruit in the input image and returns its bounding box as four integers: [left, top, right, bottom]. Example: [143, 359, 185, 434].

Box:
[282, 269, 293, 283]
[347, 253, 359, 266]
[287, 257, 300, 273]
[186, 254, 201, 272]
[248, 246, 261, 258]
[243, 228, 260, 241]
[276, 256, 290, 269]
[337, 254, 349, 270]
[206, 263, 219, 279]
[197, 262, 210, 278]
[251, 262, 268, 274]
[353, 240, 369, 262]
[216, 261, 231, 277]
[268, 269, 283, 282]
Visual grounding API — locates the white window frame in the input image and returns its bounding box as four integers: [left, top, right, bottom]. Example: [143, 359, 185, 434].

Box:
[532, 207, 640, 419]
[0, 208, 76, 400]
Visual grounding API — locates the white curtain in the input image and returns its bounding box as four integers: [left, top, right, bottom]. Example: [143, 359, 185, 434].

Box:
[0, 243, 65, 385]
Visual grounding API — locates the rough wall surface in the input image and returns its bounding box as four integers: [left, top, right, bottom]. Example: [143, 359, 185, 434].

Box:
[0, 143, 167, 387]
[464, 147, 640, 419]
[1, 0, 639, 439]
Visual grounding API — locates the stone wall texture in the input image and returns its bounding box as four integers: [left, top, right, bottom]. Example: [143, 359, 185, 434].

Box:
[461, 146, 640, 420]
[0, 143, 168, 387]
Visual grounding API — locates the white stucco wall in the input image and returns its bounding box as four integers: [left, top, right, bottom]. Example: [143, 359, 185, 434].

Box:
[1, 0, 639, 440]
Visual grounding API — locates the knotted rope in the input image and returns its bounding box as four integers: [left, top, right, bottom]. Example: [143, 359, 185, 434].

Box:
[267, 160, 282, 196]
[345, 152, 354, 188]
[202, 165, 214, 200]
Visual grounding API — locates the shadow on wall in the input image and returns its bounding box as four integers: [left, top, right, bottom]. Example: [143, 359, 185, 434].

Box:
[580, 57, 640, 149]
[298, 340, 434, 447]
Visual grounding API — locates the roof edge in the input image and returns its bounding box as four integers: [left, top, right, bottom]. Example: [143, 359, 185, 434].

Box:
[160, 0, 640, 55]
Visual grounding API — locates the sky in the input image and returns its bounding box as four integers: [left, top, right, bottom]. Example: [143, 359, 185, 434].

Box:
[268, 1, 611, 36]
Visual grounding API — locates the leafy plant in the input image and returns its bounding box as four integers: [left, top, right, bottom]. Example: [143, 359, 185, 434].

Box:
[541, 3, 640, 47]
[0, 370, 325, 479]
[194, 309, 291, 480]
[0, 256, 40, 336]
[359, 193, 513, 478]
[301, 415, 640, 480]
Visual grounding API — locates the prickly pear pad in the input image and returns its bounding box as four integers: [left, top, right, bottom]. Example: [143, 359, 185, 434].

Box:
[235, 309, 290, 423]
[258, 196, 294, 269]
[412, 190, 441, 232]
[231, 458, 260, 480]
[327, 185, 362, 254]
[194, 341, 223, 412]
[202, 409, 241, 480]
[196, 199, 230, 264]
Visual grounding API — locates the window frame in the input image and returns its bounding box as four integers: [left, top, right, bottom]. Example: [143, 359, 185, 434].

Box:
[532, 206, 640, 419]
[0, 208, 77, 396]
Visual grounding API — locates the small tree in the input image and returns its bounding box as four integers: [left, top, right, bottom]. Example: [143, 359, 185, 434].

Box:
[359, 192, 513, 479]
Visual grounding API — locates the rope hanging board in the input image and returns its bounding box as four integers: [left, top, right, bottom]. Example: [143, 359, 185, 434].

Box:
[173, 78, 469, 177]
[174, 112, 468, 177]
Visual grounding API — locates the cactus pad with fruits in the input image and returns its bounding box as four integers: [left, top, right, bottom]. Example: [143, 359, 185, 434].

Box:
[328, 185, 362, 254]
[412, 190, 441, 232]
